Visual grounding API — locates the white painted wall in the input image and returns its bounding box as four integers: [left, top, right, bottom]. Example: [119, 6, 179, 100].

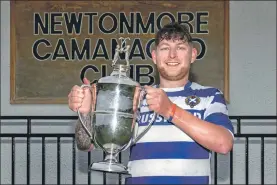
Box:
[1, 1, 276, 184]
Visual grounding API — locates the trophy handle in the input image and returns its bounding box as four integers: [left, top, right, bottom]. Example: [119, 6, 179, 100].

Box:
[77, 84, 96, 143]
[132, 86, 158, 144]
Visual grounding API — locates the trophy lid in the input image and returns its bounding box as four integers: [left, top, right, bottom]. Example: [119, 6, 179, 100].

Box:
[113, 63, 130, 72]
[98, 66, 139, 86]
[97, 38, 139, 87]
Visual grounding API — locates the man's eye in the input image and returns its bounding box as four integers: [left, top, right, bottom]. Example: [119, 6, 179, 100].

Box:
[161, 47, 169, 50]
[178, 47, 186, 50]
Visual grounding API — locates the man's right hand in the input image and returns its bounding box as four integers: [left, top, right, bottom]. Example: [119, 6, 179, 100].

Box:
[68, 78, 93, 115]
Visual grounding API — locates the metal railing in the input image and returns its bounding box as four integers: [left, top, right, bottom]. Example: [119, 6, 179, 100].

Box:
[0, 115, 276, 185]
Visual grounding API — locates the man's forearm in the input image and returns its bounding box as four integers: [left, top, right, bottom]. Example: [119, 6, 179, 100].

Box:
[75, 115, 94, 151]
[171, 106, 233, 154]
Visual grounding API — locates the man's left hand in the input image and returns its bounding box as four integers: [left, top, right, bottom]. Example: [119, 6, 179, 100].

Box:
[144, 85, 173, 119]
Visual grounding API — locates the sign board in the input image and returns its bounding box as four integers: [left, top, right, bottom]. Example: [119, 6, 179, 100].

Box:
[10, 1, 230, 104]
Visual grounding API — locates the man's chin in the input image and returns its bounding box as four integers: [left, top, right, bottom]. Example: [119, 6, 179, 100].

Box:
[158, 68, 188, 81]
[160, 73, 186, 81]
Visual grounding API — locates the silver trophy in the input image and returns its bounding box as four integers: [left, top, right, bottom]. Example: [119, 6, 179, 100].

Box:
[77, 37, 157, 174]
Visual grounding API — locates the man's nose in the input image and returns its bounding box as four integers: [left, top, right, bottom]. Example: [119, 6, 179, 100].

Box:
[169, 49, 177, 58]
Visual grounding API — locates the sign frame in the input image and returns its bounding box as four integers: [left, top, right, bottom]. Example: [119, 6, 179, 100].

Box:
[10, 1, 230, 104]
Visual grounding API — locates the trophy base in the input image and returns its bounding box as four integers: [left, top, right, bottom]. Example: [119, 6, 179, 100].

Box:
[89, 153, 129, 174]
[89, 161, 129, 174]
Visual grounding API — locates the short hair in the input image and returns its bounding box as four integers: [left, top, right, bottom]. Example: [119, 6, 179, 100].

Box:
[155, 22, 192, 46]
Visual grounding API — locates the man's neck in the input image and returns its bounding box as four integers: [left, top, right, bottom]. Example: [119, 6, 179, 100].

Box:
[159, 77, 189, 88]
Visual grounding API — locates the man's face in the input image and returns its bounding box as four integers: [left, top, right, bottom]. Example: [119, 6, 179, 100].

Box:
[151, 39, 197, 81]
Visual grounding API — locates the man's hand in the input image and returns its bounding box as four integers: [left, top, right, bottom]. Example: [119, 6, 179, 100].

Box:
[68, 78, 94, 115]
[144, 85, 173, 119]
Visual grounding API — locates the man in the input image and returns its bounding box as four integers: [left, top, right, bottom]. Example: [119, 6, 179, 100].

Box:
[68, 22, 234, 184]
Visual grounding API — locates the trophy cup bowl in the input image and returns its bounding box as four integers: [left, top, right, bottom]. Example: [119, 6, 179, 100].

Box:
[90, 80, 140, 174]
[77, 38, 157, 174]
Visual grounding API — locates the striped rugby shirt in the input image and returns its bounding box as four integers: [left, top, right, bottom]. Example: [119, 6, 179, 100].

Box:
[125, 81, 234, 184]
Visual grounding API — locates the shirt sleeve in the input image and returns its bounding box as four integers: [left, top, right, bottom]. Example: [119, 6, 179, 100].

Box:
[204, 89, 234, 137]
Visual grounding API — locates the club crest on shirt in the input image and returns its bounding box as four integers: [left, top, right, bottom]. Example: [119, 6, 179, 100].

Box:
[185, 95, 200, 108]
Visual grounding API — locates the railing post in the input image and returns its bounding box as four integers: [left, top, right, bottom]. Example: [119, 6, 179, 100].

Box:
[12, 137, 15, 185]
[245, 137, 249, 185]
[72, 137, 76, 185]
[27, 118, 31, 185]
[230, 150, 233, 184]
[42, 137, 45, 185]
[261, 137, 264, 185]
[88, 152, 91, 185]
[57, 136, 61, 185]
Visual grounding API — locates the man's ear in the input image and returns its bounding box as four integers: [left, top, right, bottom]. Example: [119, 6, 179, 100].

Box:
[151, 50, 157, 65]
[191, 47, 198, 64]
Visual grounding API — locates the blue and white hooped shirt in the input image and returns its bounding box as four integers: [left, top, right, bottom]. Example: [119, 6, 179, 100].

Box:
[125, 81, 234, 184]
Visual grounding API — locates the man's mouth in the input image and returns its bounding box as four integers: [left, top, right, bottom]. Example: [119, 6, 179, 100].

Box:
[166, 62, 179, 66]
